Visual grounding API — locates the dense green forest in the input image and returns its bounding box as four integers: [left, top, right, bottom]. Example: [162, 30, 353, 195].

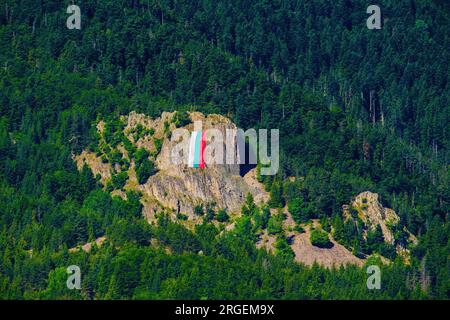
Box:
[0, 0, 448, 299]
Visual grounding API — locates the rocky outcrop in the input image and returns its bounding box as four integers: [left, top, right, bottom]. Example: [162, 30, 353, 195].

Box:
[75, 111, 268, 223]
[343, 191, 417, 248]
[69, 236, 107, 253]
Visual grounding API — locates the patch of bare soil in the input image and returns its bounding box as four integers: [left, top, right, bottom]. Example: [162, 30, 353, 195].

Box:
[290, 224, 364, 268]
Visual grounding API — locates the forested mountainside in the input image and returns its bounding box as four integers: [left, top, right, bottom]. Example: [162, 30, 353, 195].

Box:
[0, 0, 448, 299]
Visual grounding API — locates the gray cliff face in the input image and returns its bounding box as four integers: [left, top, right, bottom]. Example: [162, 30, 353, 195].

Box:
[75, 111, 268, 223]
[139, 166, 261, 219]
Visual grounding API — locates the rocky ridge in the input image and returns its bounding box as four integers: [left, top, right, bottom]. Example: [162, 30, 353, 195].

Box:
[75, 111, 268, 223]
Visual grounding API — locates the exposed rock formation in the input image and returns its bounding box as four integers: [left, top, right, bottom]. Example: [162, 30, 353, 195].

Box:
[74, 150, 112, 184]
[69, 236, 107, 253]
[75, 111, 268, 223]
[343, 191, 417, 248]
[344, 191, 399, 244]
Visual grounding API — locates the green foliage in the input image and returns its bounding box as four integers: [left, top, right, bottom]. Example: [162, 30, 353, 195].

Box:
[195, 222, 219, 254]
[176, 213, 188, 221]
[269, 181, 284, 208]
[234, 216, 255, 241]
[133, 124, 154, 141]
[111, 172, 128, 190]
[366, 225, 385, 253]
[267, 212, 284, 235]
[310, 229, 332, 248]
[103, 119, 126, 148]
[133, 148, 156, 184]
[134, 148, 150, 166]
[48, 167, 97, 203]
[332, 214, 346, 244]
[204, 205, 215, 222]
[241, 193, 257, 216]
[108, 218, 152, 246]
[122, 137, 137, 157]
[110, 150, 123, 165]
[288, 197, 314, 223]
[153, 138, 164, 155]
[274, 236, 295, 260]
[294, 224, 305, 234]
[260, 207, 271, 230]
[0, 0, 448, 300]
[194, 204, 204, 216]
[320, 217, 331, 233]
[164, 120, 170, 131]
[39, 267, 82, 299]
[216, 209, 229, 223]
[156, 215, 201, 254]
